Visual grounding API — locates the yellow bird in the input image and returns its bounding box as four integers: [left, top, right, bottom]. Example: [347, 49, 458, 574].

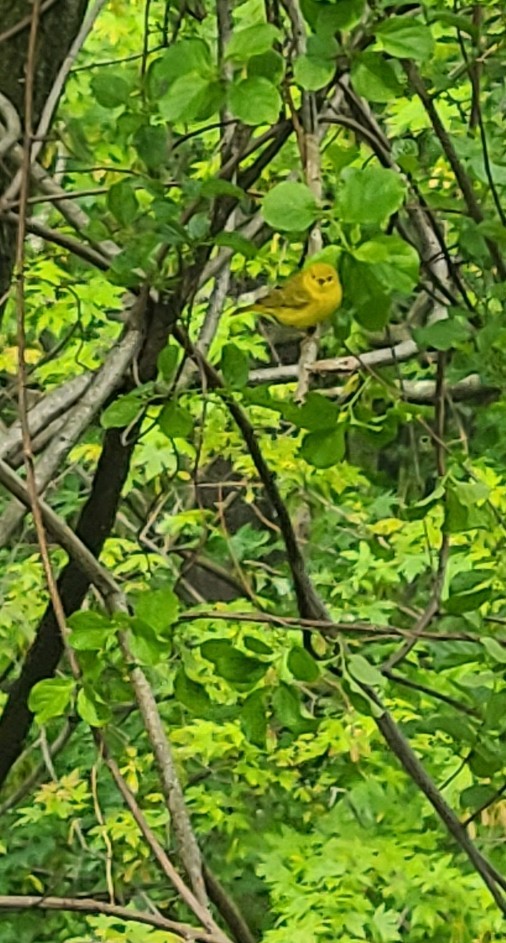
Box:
[241, 262, 342, 331]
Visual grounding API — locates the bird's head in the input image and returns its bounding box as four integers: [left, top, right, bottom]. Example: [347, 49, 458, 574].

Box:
[303, 262, 340, 294]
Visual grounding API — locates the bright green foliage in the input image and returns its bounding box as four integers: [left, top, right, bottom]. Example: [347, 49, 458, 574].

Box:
[0, 0, 506, 941]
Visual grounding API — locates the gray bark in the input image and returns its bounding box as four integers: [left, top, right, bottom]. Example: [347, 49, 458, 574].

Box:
[0, 0, 88, 304]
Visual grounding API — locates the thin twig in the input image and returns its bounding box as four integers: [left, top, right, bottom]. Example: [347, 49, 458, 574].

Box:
[176, 608, 499, 646]
[0, 720, 75, 817]
[0, 0, 60, 45]
[462, 781, 506, 827]
[102, 749, 231, 943]
[117, 630, 210, 909]
[403, 60, 506, 277]
[0, 92, 21, 157]
[6, 211, 110, 269]
[14, 0, 79, 677]
[2, 0, 108, 207]
[0, 324, 143, 548]
[172, 325, 506, 914]
[382, 352, 450, 671]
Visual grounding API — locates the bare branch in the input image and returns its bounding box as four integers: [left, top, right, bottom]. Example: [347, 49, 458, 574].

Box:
[249, 338, 420, 384]
[0, 91, 21, 157]
[0, 455, 122, 602]
[403, 60, 506, 278]
[0, 0, 60, 45]
[5, 210, 110, 268]
[2, 0, 108, 206]
[118, 633, 209, 908]
[0, 373, 92, 462]
[173, 326, 506, 914]
[0, 719, 75, 817]
[102, 749, 232, 943]
[0, 895, 224, 942]
[0, 323, 143, 547]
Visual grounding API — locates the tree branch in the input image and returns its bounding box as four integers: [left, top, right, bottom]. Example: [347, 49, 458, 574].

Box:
[173, 326, 506, 915]
[0, 895, 224, 942]
[0, 321, 143, 547]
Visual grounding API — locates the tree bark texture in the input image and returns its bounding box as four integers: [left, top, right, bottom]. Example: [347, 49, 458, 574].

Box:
[0, 0, 88, 302]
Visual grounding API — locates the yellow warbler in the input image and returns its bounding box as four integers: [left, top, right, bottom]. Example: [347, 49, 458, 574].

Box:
[241, 262, 342, 330]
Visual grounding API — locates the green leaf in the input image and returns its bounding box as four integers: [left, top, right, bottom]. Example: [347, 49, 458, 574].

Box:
[214, 231, 258, 259]
[351, 52, 403, 102]
[374, 18, 435, 62]
[300, 427, 346, 468]
[352, 235, 419, 294]
[157, 345, 179, 383]
[225, 23, 280, 61]
[241, 689, 267, 747]
[199, 179, 245, 199]
[429, 11, 478, 38]
[68, 610, 112, 651]
[134, 585, 179, 635]
[307, 34, 339, 59]
[247, 50, 285, 84]
[287, 646, 320, 682]
[301, 0, 364, 32]
[68, 611, 111, 632]
[201, 639, 266, 686]
[444, 480, 490, 533]
[461, 784, 498, 810]
[355, 290, 391, 331]
[77, 687, 111, 727]
[485, 691, 506, 728]
[134, 125, 168, 168]
[414, 317, 471, 351]
[101, 392, 143, 429]
[482, 638, 506, 664]
[158, 402, 194, 439]
[319, 0, 365, 31]
[188, 213, 210, 241]
[174, 669, 213, 716]
[243, 636, 273, 655]
[449, 570, 491, 595]
[445, 583, 491, 615]
[272, 683, 317, 734]
[228, 77, 281, 125]
[337, 167, 406, 226]
[347, 654, 384, 688]
[153, 40, 212, 87]
[107, 181, 139, 227]
[262, 182, 318, 232]
[293, 54, 334, 91]
[371, 904, 402, 942]
[91, 73, 131, 108]
[430, 714, 475, 743]
[221, 343, 250, 389]
[128, 618, 167, 665]
[341, 255, 392, 329]
[151, 202, 189, 244]
[160, 74, 221, 123]
[469, 743, 503, 777]
[282, 391, 340, 431]
[29, 678, 74, 724]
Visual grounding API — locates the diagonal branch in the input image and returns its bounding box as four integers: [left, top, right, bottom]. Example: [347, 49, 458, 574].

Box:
[0, 373, 92, 461]
[0, 320, 143, 548]
[172, 325, 506, 915]
[403, 60, 506, 278]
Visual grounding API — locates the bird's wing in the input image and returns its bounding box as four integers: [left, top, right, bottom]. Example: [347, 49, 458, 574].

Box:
[255, 275, 311, 311]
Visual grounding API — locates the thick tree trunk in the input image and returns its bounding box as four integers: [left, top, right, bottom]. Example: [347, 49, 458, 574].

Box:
[0, 0, 88, 303]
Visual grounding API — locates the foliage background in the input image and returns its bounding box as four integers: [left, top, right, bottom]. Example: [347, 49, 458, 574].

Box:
[0, 0, 505, 941]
